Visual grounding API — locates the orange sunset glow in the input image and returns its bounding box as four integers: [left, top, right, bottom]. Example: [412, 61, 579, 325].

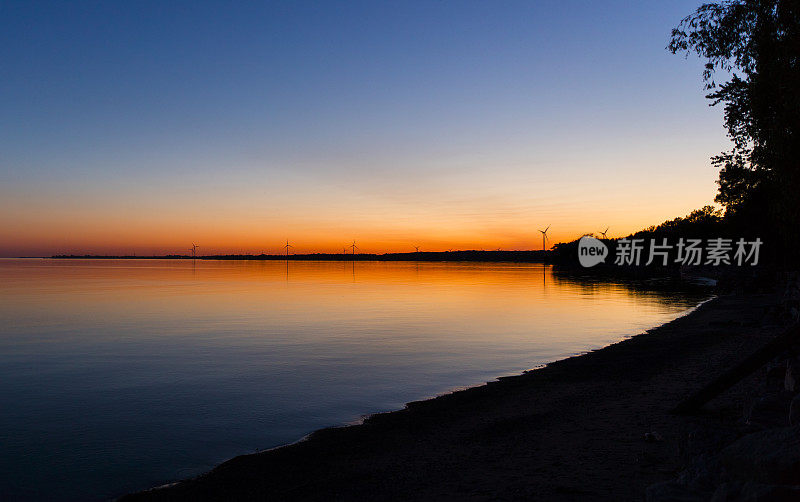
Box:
[4, 1, 795, 501]
[2, 151, 722, 256]
[0, 0, 730, 258]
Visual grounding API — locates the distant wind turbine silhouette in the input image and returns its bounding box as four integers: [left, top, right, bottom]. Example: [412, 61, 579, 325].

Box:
[349, 240, 358, 255]
[538, 225, 550, 251]
[283, 239, 293, 257]
[599, 227, 609, 239]
[414, 245, 420, 253]
[189, 243, 199, 259]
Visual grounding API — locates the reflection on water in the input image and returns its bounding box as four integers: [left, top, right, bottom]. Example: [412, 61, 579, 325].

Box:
[0, 259, 710, 500]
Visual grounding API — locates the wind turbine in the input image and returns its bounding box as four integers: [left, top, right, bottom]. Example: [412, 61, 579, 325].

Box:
[538, 225, 550, 251]
[414, 245, 420, 253]
[599, 227, 609, 239]
[189, 243, 199, 259]
[349, 240, 359, 255]
[283, 239, 293, 257]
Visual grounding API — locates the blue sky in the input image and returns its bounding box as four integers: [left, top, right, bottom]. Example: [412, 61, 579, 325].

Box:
[0, 1, 729, 255]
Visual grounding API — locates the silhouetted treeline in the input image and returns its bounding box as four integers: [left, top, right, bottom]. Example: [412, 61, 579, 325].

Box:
[552, 206, 777, 291]
[52, 250, 551, 263]
[669, 0, 800, 265]
[552, 206, 725, 262]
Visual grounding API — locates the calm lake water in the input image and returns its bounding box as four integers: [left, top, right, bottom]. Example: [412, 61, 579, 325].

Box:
[0, 259, 710, 500]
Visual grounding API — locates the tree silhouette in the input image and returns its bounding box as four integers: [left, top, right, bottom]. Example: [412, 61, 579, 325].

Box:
[669, 0, 800, 259]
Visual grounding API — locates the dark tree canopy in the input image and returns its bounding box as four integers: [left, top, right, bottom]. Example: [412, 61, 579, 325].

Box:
[669, 0, 800, 260]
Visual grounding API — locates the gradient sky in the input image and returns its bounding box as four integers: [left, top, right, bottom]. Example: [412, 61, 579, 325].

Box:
[0, 0, 729, 256]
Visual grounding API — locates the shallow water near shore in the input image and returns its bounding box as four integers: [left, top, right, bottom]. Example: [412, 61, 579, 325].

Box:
[0, 259, 710, 500]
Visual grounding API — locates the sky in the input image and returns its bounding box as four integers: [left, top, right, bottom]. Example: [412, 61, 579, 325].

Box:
[0, 0, 730, 256]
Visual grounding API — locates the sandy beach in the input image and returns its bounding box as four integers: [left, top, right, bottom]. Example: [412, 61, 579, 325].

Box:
[121, 290, 790, 501]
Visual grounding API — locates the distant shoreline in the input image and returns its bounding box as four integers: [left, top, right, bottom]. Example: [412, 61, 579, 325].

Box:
[48, 250, 552, 262]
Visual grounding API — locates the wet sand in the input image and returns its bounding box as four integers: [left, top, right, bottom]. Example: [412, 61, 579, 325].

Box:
[122, 292, 781, 501]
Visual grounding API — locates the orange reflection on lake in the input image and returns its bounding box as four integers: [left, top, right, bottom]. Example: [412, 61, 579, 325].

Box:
[0, 258, 709, 500]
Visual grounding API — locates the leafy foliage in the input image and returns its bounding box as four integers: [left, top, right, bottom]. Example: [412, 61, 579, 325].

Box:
[550, 206, 729, 268]
[638, 205, 725, 237]
[669, 0, 800, 258]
